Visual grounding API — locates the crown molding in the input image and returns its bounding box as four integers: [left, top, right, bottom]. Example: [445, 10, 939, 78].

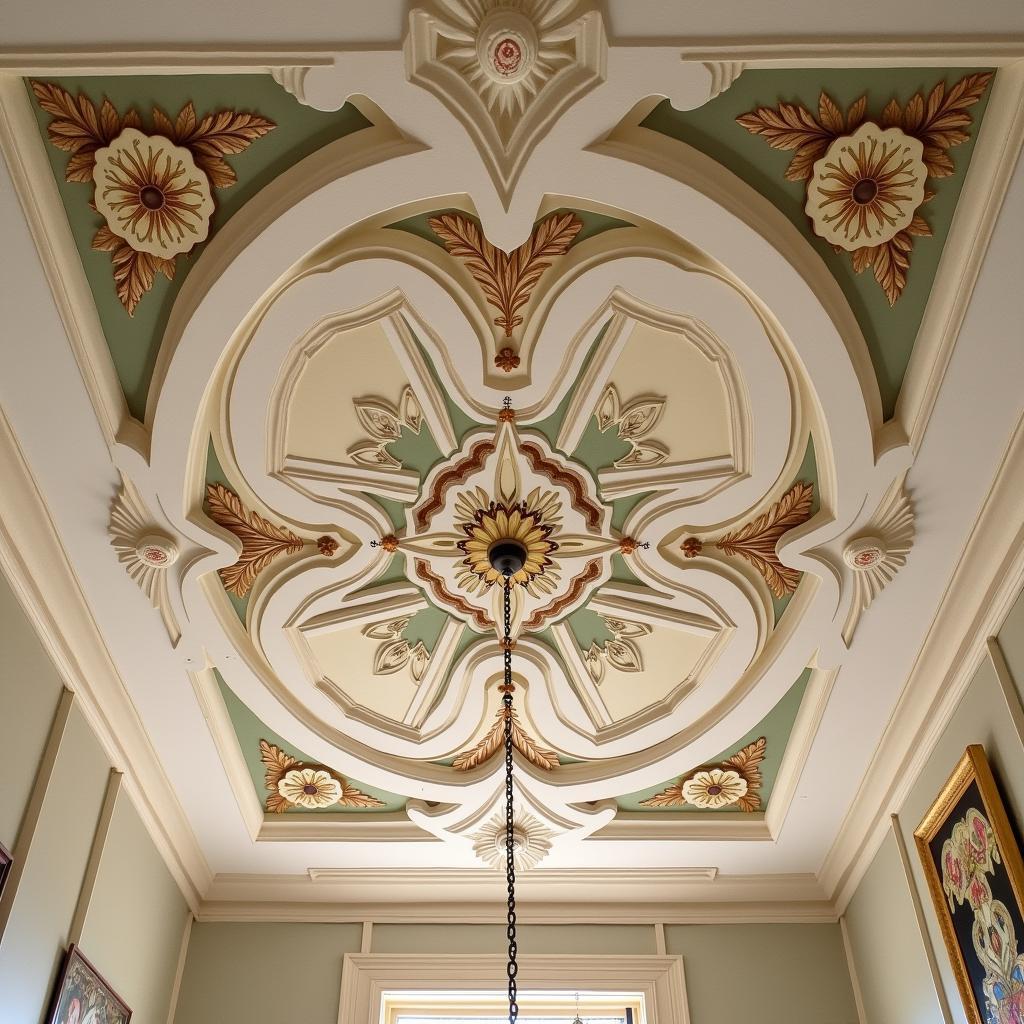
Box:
[672, 40, 1024, 66]
[821, 412, 1024, 913]
[0, 407, 210, 912]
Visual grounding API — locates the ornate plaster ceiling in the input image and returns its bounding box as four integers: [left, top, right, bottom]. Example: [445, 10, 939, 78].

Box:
[0, 0, 1022, 909]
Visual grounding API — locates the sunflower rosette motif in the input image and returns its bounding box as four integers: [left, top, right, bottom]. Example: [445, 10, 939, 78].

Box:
[398, 409, 623, 638]
[92, 127, 215, 258]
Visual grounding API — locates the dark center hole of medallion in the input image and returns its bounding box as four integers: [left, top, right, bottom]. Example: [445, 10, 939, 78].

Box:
[302, 784, 319, 795]
[707, 785, 722, 795]
[852, 178, 878, 205]
[139, 185, 165, 210]
[488, 539, 528, 577]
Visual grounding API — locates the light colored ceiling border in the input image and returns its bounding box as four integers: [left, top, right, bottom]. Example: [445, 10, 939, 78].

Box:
[0, 407, 210, 912]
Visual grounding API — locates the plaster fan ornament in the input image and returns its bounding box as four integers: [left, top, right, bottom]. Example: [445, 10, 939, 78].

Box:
[109, 482, 182, 643]
[259, 740, 385, 812]
[361, 618, 430, 681]
[640, 737, 767, 813]
[407, 0, 605, 203]
[31, 81, 274, 314]
[842, 480, 914, 643]
[737, 72, 992, 304]
[92, 128, 215, 259]
[471, 809, 553, 870]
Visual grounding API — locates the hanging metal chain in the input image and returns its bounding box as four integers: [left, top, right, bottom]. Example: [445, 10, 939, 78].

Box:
[502, 577, 519, 1024]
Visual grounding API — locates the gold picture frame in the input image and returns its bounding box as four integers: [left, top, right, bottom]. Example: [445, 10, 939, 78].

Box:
[914, 745, 1024, 1024]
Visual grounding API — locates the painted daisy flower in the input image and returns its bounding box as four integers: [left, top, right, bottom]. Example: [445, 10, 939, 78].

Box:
[681, 768, 748, 809]
[806, 123, 926, 250]
[277, 767, 342, 809]
[457, 500, 557, 590]
[92, 127, 214, 258]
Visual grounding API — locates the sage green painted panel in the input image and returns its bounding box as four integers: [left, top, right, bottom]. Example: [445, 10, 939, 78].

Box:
[389, 421, 445, 478]
[643, 68, 993, 419]
[80, 793, 189, 1024]
[370, 922, 657, 956]
[215, 672, 407, 813]
[0, 567, 64, 849]
[27, 75, 371, 420]
[174, 922, 362, 1024]
[404, 605, 449, 652]
[664, 922, 857, 1023]
[844, 831, 939, 1024]
[997, 585, 1024, 708]
[0, 705, 109, 1024]
[616, 667, 811, 812]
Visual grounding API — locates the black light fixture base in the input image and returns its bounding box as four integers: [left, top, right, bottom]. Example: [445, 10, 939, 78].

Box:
[488, 539, 528, 577]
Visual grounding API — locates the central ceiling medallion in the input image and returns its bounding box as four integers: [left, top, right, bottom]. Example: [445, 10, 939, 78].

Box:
[398, 402, 626, 638]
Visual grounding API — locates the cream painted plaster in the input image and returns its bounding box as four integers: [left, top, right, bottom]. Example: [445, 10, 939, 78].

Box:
[284, 320, 411, 466]
[598, 627, 714, 723]
[845, 584, 1024, 1024]
[0, 567, 64, 847]
[609, 321, 732, 465]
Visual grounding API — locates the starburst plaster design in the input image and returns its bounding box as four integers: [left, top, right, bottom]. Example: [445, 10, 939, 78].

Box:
[641, 737, 767, 812]
[259, 739, 385, 812]
[31, 81, 275, 314]
[109, 481, 181, 644]
[737, 73, 992, 304]
[407, 0, 605, 203]
[842, 480, 914, 643]
[471, 809, 553, 870]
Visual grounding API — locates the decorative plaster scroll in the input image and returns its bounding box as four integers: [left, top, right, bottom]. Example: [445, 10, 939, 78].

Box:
[641, 737, 766, 812]
[428, 211, 583, 367]
[842, 479, 915, 643]
[684, 481, 814, 599]
[519, 440, 603, 531]
[471, 809, 553, 870]
[583, 616, 652, 684]
[205, 483, 335, 598]
[737, 73, 992, 304]
[350, 386, 423, 469]
[31, 81, 275, 314]
[270, 66, 311, 104]
[406, 0, 605, 205]
[522, 558, 602, 631]
[362, 618, 430, 681]
[453, 703, 558, 772]
[108, 480, 181, 644]
[414, 440, 496, 530]
[703, 61, 745, 100]
[415, 558, 495, 630]
[259, 740, 384, 812]
[594, 385, 669, 469]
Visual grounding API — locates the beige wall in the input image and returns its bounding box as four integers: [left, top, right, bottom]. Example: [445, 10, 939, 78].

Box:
[844, 585, 1024, 1024]
[0, 568, 189, 1024]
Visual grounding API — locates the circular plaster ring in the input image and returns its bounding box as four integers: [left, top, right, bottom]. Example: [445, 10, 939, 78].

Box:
[844, 534, 888, 570]
[475, 8, 539, 87]
[135, 532, 178, 567]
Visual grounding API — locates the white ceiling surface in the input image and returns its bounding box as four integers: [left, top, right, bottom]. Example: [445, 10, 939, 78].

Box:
[2, 0, 1023, 49]
[1, 92, 1023, 881]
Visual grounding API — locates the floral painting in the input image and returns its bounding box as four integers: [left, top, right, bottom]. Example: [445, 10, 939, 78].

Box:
[915, 746, 1024, 1024]
[46, 946, 130, 1024]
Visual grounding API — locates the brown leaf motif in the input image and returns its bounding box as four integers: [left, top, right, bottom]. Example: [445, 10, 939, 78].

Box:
[258, 739, 385, 812]
[453, 705, 559, 772]
[640, 737, 767, 812]
[736, 73, 991, 304]
[428, 211, 582, 337]
[31, 82, 275, 314]
[205, 483, 305, 598]
[714, 481, 814, 599]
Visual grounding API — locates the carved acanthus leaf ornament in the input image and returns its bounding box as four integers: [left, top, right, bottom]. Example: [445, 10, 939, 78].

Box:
[349, 386, 423, 469]
[595, 385, 668, 469]
[737, 73, 992, 304]
[361, 618, 430, 681]
[259, 740, 385, 812]
[453, 704, 559, 772]
[31, 81, 275, 314]
[583, 615, 652, 684]
[641, 737, 767, 812]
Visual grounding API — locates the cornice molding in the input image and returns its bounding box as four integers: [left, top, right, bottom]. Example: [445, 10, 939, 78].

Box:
[822, 412, 1024, 913]
[0, 408, 210, 912]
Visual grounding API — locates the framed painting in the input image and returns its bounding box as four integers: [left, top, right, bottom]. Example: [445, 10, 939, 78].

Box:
[0, 840, 11, 897]
[914, 744, 1024, 1024]
[46, 945, 131, 1024]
